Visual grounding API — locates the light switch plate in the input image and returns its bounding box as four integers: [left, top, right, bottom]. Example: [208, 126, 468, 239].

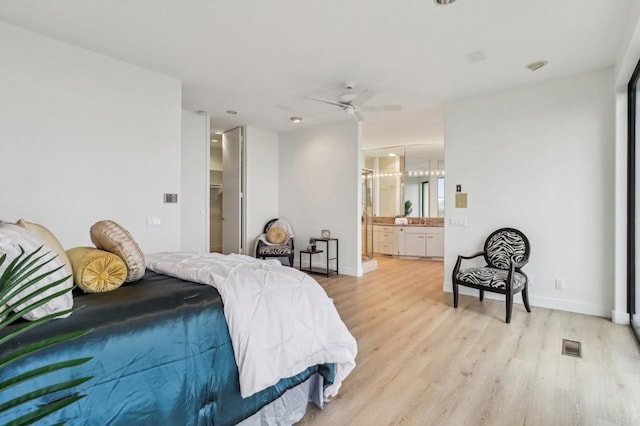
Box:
[449, 217, 467, 227]
[147, 217, 162, 228]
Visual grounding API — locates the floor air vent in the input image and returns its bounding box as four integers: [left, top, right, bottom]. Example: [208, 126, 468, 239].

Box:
[562, 339, 582, 358]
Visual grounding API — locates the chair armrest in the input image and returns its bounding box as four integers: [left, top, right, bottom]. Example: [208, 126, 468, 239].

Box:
[452, 251, 485, 277]
[459, 251, 484, 260]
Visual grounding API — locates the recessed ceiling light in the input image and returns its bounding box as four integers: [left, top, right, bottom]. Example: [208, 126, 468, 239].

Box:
[434, 0, 457, 5]
[526, 60, 548, 71]
[214, 131, 223, 135]
[290, 116, 302, 123]
[226, 110, 238, 115]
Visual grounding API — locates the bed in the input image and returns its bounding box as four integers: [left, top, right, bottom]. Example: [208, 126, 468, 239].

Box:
[0, 253, 356, 425]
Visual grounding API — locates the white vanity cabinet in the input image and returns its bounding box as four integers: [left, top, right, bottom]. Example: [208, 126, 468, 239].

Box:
[404, 228, 427, 257]
[396, 226, 444, 258]
[426, 231, 444, 257]
[373, 225, 444, 258]
[373, 225, 395, 255]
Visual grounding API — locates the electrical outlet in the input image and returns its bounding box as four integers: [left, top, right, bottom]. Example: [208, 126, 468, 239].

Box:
[555, 279, 565, 291]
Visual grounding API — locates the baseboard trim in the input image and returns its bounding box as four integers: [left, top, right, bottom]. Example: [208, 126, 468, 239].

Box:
[297, 260, 358, 277]
[443, 284, 610, 318]
[612, 310, 630, 324]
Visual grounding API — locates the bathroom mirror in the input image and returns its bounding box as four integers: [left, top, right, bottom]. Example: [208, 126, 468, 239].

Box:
[363, 143, 444, 218]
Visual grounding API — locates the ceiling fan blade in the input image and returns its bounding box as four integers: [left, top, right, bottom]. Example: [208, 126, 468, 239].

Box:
[353, 89, 376, 106]
[305, 96, 349, 109]
[353, 111, 364, 122]
[360, 105, 402, 112]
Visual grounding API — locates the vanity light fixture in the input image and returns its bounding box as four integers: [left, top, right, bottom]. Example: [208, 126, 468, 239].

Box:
[290, 116, 302, 123]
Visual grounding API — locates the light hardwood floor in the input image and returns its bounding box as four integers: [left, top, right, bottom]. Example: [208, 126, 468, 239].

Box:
[298, 257, 640, 425]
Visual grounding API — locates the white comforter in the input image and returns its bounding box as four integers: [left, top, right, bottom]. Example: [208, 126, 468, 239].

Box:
[145, 252, 357, 399]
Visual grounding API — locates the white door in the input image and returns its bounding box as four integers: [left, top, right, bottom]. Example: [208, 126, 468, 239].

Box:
[180, 110, 209, 252]
[222, 127, 244, 254]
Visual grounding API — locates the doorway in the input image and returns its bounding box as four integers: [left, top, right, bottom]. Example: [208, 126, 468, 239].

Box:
[209, 134, 223, 252]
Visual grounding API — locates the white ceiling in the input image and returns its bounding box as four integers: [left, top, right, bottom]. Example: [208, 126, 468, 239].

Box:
[0, 0, 632, 149]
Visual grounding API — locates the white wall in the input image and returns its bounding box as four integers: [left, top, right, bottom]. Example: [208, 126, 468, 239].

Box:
[0, 21, 182, 252]
[279, 121, 362, 276]
[181, 110, 209, 252]
[444, 68, 615, 317]
[245, 126, 279, 256]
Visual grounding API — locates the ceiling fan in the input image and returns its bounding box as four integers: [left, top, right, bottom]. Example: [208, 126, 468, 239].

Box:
[305, 82, 401, 122]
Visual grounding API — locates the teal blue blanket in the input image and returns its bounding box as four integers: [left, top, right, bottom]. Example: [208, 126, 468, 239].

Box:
[0, 271, 334, 425]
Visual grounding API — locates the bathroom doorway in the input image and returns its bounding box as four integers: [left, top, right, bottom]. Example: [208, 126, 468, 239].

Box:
[361, 169, 377, 273]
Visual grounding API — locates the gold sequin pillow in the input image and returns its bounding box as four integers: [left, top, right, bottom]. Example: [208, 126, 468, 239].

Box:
[266, 227, 287, 244]
[66, 247, 127, 293]
[90, 220, 145, 282]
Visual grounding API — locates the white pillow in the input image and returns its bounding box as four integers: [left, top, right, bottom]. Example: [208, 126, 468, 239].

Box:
[0, 223, 73, 321]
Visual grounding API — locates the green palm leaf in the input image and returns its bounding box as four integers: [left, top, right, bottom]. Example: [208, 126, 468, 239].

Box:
[0, 246, 93, 425]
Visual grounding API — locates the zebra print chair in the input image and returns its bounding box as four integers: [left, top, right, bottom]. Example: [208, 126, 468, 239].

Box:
[451, 227, 531, 323]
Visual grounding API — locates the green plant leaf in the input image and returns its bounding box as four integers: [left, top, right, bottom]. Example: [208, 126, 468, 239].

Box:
[0, 357, 92, 392]
[0, 278, 74, 329]
[5, 394, 86, 426]
[0, 376, 93, 412]
[0, 247, 92, 425]
[0, 305, 85, 347]
[0, 329, 91, 370]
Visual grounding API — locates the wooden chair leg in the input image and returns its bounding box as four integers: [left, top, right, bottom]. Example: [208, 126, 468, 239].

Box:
[453, 281, 459, 308]
[506, 291, 513, 323]
[522, 284, 531, 313]
[479, 289, 484, 301]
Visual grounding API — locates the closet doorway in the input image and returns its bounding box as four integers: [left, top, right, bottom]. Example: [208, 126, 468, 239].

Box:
[209, 134, 223, 252]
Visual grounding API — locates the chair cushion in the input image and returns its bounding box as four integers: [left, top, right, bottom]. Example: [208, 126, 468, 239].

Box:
[456, 267, 526, 291]
[486, 229, 527, 269]
[266, 227, 287, 244]
[258, 244, 292, 256]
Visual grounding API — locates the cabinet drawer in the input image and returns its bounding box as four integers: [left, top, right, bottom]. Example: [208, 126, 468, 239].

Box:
[375, 225, 395, 233]
[405, 227, 428, 234]
[378, 232, 394, 243]
[379, 242, 393, 255]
